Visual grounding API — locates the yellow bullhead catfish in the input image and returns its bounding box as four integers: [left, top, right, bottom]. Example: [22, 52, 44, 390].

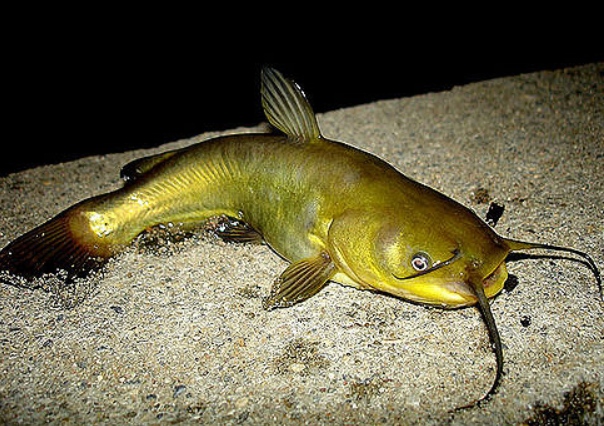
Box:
[0, 68, 600, 409]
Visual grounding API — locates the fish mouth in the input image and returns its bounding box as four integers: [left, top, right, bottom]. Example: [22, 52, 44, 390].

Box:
[442, 261, 508, 306]
[483, 261, 507, 295]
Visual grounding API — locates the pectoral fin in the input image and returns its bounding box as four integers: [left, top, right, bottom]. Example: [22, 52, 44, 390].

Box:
[263, 252, 335, 310]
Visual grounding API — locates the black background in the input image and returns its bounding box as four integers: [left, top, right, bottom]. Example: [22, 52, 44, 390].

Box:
[3, 11, 601, 176]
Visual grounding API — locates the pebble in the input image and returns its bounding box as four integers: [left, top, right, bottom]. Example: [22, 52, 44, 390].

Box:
[235, 397, 249, 409]
[289, 363, 306, 373]
[173, 384, 187, 398]
[110, 306, 124, 314]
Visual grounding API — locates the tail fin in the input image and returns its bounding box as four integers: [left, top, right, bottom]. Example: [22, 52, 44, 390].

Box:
[0, 200, 115, 288]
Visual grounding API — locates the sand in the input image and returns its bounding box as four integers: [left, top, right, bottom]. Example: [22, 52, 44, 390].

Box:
[1, 64, 603, 425]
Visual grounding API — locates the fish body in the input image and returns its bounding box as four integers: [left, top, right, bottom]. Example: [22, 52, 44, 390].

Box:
[2, 131, 509, 305]
[0, 68, 600, 410]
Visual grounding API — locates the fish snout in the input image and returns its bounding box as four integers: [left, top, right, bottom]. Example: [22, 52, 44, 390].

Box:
[443, 261, 508, 306]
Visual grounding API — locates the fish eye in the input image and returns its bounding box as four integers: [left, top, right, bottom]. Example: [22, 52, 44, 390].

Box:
[411, 252, 432, 272]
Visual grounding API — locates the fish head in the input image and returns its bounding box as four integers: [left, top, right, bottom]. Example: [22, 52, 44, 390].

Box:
[329, 207, 511, 308]
[374, 218, 510, 307]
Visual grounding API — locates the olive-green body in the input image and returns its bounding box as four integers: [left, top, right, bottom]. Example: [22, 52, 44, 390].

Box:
[112, 134, 352, 262]
[87, 132, 508, 306]
[89, 133, 408, 271]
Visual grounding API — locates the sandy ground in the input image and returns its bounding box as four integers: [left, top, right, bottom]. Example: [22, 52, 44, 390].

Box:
[1, 64, 603, 425]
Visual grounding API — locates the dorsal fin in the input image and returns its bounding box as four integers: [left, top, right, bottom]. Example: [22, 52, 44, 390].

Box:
[260, 67, 321, 142]
[120, 149, 181, 183]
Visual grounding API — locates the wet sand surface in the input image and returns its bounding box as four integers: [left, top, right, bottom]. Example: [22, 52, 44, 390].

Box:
[1, 63, 603, 425]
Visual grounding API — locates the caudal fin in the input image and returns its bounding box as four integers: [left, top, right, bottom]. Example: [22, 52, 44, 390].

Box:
[0, 201, 115, 288]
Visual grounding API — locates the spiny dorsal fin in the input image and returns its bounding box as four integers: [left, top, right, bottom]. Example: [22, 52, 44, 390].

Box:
[260, 67, 321, 142]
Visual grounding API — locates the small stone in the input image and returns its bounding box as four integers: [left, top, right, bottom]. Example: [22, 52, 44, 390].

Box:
[520, 315, 531, 327]
[290, 363, 306, 373]
[235, 397, 249, 409]
[110, 306, 124, 314]
[471, 187, 491, 204]
[173, 384, 187, 398]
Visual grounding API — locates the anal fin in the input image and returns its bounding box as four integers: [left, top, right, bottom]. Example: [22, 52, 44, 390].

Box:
[263, 252, 335, 310]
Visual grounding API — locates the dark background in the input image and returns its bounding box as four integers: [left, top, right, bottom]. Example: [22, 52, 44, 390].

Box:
[3, 13, 601, 177]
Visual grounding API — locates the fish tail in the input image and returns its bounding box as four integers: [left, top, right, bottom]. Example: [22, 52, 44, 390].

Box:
[0, 196, 119, 288]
